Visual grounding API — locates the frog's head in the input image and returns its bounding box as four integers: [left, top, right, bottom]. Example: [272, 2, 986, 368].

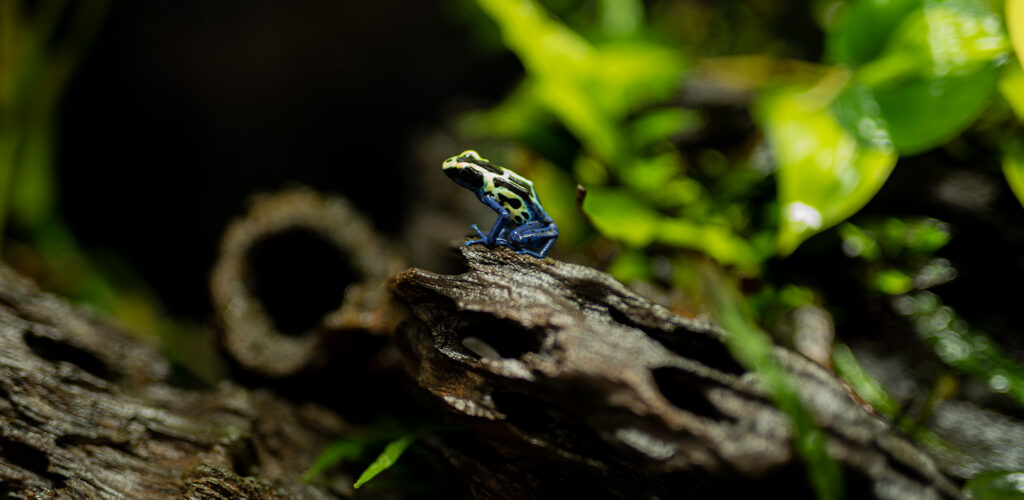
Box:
[443, 150, 502, 191]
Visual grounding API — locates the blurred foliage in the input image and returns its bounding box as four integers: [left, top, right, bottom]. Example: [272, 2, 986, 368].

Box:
[964, 470, 1024, 499]
[0, 0, 223, 384]
[704, 264, 843, 500]
[454, 0, 1024, 496]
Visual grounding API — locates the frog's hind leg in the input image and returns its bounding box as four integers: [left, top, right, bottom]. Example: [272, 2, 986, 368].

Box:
[509, 222, 558, 258]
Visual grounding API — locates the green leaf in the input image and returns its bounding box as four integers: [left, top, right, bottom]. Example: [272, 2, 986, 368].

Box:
[1003, 143, 1024, 208]
[964, 470, 1024, 499]
[628, 108, 702, 150]
[302, 438, 369, 482]
[1000, 60, 1024, 121]
[597, 0, 643, 37]
[845, 0, 1010, 154]
[873, 269, 915, 295]
[827, 0, 922, 66]
[755, 77, 898, 256]
[1009, 0, 1024, 67]
[657, 218, 761, 271]
[583, 187, 661, 247]
[838, 223, 882, 261]
[353, 435, 416, 489]
[871, 64, 1001, 154]
[832, 344, 901, 419]
[473, 0, 684, 163]
[606, 248, 651, 283]
[583, 187, 760, 270]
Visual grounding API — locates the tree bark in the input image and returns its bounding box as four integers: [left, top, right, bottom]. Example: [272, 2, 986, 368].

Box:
[0, 265, 346, 499]
[0, 237, 966, 499]
[392, 244, 962, 499]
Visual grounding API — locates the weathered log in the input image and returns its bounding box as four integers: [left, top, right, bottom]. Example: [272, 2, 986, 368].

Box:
[0, 265, 349, 499]
[392, 244, 962, 499]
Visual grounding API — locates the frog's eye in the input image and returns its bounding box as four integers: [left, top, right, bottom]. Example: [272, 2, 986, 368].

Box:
[445, 164, 485, 190]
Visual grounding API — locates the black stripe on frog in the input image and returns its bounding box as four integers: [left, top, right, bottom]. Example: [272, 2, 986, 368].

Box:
[497, 193, 523, 210]
[446, 166, 484, 190]
[461, 156, 504, 175]
[493, 178, 531, 201]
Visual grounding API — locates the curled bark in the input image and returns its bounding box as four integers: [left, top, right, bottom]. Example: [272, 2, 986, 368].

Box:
[210, 188, 406, 377]
[392, 244, 962, 499]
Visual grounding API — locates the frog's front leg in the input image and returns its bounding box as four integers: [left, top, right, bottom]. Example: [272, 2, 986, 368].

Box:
[467, 195, 510, 248]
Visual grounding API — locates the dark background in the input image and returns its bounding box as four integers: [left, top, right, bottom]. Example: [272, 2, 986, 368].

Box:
[58, 0, 519, 320]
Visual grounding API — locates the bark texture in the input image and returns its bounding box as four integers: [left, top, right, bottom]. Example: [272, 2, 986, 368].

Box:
[0, 235, 968, 499]
[0, 265, 347, 499]
[392, 244, 962, 499]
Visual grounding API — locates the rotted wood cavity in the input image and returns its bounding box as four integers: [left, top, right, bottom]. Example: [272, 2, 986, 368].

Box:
[392, 244, 962, 499]
[211, 187, 406, 377]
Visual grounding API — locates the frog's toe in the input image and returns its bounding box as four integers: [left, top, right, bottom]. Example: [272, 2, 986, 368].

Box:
[515, 249, 544, 258]
[466, 238, 486, 247]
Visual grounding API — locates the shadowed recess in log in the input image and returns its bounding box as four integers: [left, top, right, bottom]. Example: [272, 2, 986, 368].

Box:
[451, 311, 547, 360]
[651, 366, 736, 422]
[22, 329, 114, 381]
[245, 228, 356, 336]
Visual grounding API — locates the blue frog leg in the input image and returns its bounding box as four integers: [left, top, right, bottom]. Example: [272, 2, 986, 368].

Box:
[467, 195, 510, 248]
[509, 222, 559, 258]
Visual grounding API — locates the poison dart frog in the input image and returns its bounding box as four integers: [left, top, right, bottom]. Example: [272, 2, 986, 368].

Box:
[443, 150, 558, 258]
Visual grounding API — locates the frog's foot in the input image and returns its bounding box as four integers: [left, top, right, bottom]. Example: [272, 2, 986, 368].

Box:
[469, 224, 487, 240]
[466, 237, 512, 249]
[514, 248, 546, 258]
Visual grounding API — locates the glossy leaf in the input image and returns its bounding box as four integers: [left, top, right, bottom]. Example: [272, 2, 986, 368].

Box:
[756, 78, 898, 255]
[963, 470, 1024, 499]
[844, 0, 1009, 154]
[353, 435, 416, 489]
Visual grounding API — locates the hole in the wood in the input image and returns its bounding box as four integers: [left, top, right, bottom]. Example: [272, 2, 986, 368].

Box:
[245, 228, 357, 336]
[23, 330, 113, 380]
[651, 366, 733, 421]
[564, 277, 747, 377]
[0, 435, 60, 484]
[607, 308, 746, 376]
[452, 312, 546, 360]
